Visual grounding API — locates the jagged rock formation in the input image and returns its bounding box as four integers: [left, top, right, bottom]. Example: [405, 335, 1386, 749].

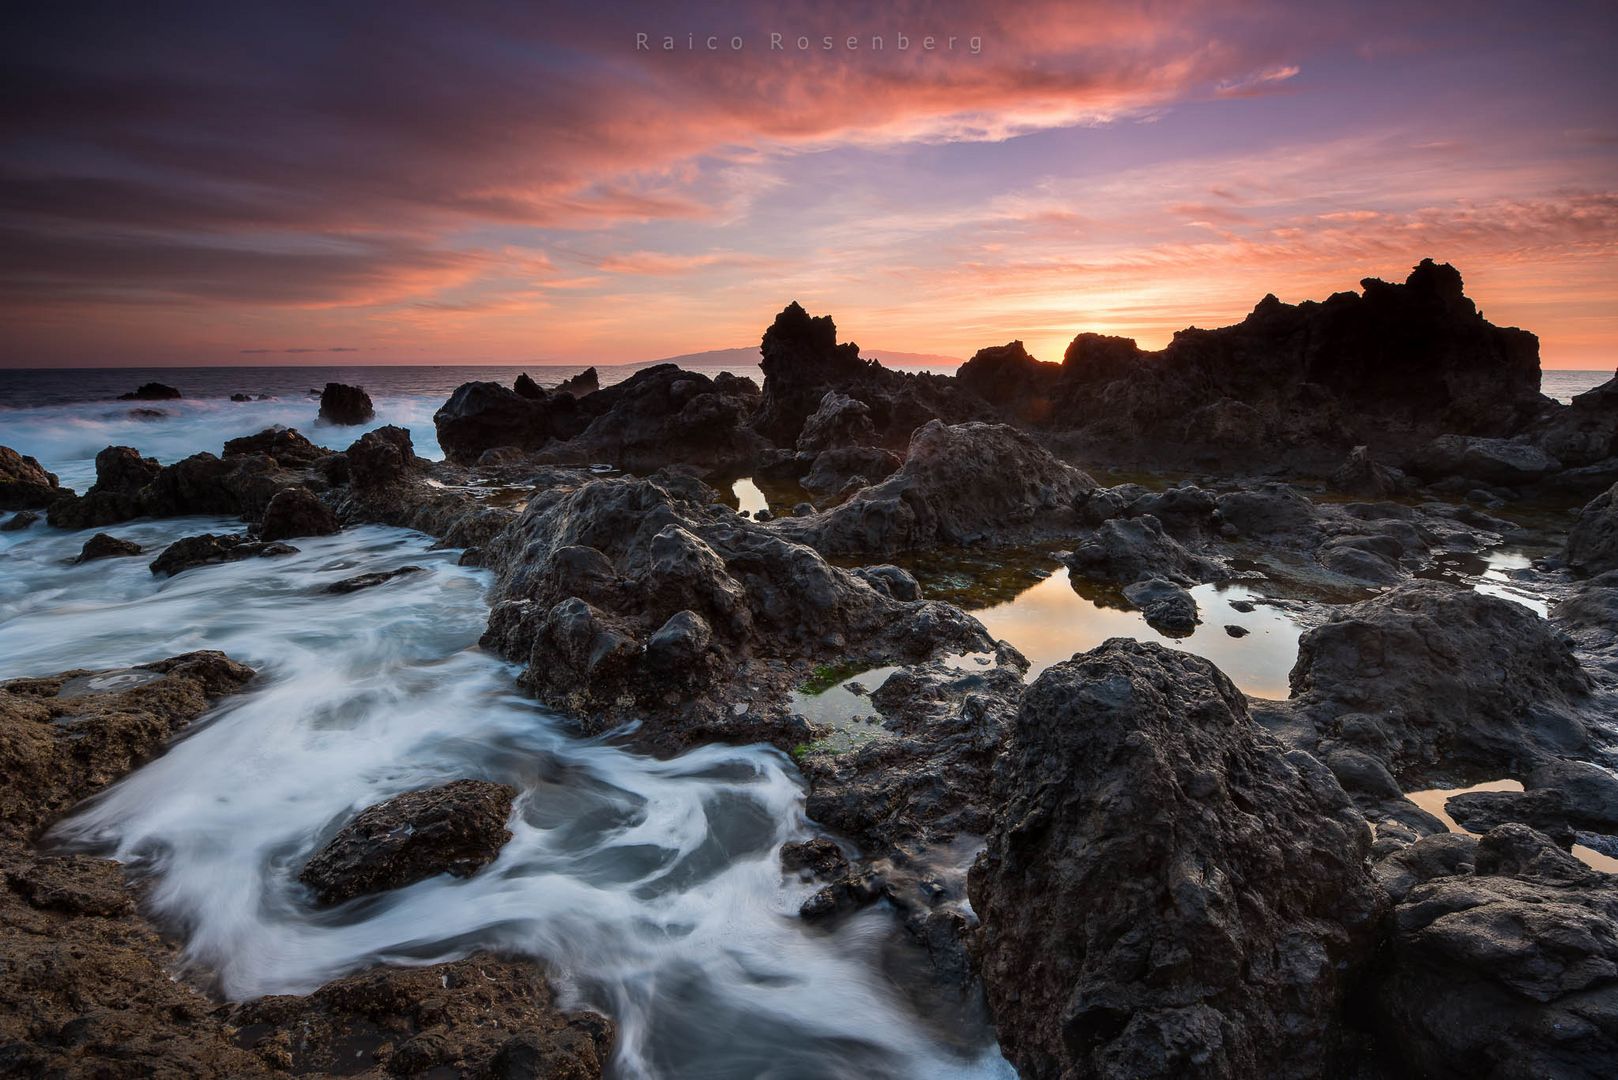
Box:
[148, 533, 298, 576]
[555, 366, 599, 396]
[1568, 481, 1618, 576]
[0, 446, 61, 510]
[258, 485, 340, 541]
[969, 640, 1384, 1079]
[75, 532, 142, 562]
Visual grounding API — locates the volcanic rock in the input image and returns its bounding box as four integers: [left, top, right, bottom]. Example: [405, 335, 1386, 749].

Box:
[1122, 576, 1199, 635]
[298, 779, 517, 905]
[149, 533, 298, 576]
[555, 366, 600, 396]
[75, 532, 142, 562]
[221, 426, 330, 468]
[317, 382, 374, 425]
[0, 446, 62, 510]
[797, 390, 877, 452]
[1567, 481, 1618, 577]
[258, 485, 340, 541]
[969, 640, 1384, 1079]
[513, 372, 544, 399]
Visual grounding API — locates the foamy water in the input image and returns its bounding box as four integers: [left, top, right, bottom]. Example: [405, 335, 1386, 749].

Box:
[0, 514, 1009, 1077]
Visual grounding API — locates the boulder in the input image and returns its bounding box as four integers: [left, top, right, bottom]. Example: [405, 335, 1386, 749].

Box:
[800, 445, 901, 497]
[780, 420, 1096, 555]
[969, 640, 1384, 1079]
[298, 779, 517, 905]
[149, 533, 298, 577]
[1286, 582, 1593, 784]
[1375, 825, 1618, 1078]
[317, 382, 374, 425]
[434, 381, 558, 463]
[1567, 482, 1618, 577]
[0, 446, 61, 510]
[343, 424, 421, 489]
[1122, 576, 1199, 636]
[1066, 514, 1223, 587]
[75, 533, 142, 562]
[2, 510, 39, 531]
[258, 485, 340, 541]
[116, 382, 180, 401]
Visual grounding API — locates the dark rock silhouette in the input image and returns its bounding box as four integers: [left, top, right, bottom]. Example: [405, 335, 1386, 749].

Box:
[317, 382, 374, 425]
[970, 640, 1384, 1079]
[221, 426, 330, 468]
[556, 366, 600, 396]
[116, 382, 180, 401]
[513, 372, 543, 399]
[298, 779, 516, 905]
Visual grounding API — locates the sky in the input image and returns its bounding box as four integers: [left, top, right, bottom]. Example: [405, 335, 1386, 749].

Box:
[1, 0, 1615, 370]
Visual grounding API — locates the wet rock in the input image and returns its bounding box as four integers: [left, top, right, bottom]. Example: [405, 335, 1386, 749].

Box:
[234, 953, 612, 1078]
[221, 426, 330, 468]
[1567, 481, 1618, 577]
[1065, 514, 1223, 587]
[323, 566, 425, 594]
[797, 390, 877, 452]
[0, 445, 62, 510]
[88, 444, 161, 495]
[969, 640, 1384, 1080]
[781, 420, 1096, 555]
[1, 509, 39, 530]
[148, 533, 298, 576]
[1285, 582, 1594, 785]
[258, 485, 340, 541]
[513, 371, 543, 399]
[1445, 789, 1580, 847]
[1224, 624, 1248, 637]
[1122, 576, 1199, 635]
[0, 651, 255, 840]
[555, 366, 600, 396]
[317, 381, 374, 425]
[75, 532, 142, 562]
[1375, 824, 1618, 1078]
[298, 779, 517, 905]
[343, 424, 422, 490]
[1215, 482, 1319, 537]
[116, 381, 180, 401]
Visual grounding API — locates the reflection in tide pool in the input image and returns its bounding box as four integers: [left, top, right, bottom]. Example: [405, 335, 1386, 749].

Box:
[1405, 778, 1618, 873]
[968, 565, 1303, 699]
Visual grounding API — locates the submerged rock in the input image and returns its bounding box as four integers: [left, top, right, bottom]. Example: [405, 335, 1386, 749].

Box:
[75, 532, 142, 562]
[0, 445, 61, 510]
[149, 533, 298, 576]
[323, 565, 425, 594]
[317, 382, 374, 425]
[298, 779, 517, 906]
[1, 509, 39, 531]
[258, 484, 340, 541]
[969, 640, 1384, 1079]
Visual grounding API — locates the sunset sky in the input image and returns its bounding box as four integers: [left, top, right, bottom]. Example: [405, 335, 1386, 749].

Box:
[1, 0, 1614, 370]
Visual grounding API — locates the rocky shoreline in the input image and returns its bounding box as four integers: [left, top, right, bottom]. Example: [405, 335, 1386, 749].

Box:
[2, 259, 1616, 1077]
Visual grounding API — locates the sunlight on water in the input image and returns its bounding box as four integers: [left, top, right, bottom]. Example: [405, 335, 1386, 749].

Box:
[968, 566, 1303, 699]
[0, 519, 1010, 1080]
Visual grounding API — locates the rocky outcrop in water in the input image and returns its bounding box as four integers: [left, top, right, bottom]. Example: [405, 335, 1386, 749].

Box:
[258, 485, 340, 541]
[0, 446, 61, 510]
[324, 565, 425, 594]
[1373, 824, 1618, 1078]
[75, 532, 142, 562]
[149, 532, 298, 576]
[116, 382, 181, 401]
[1567, 481, 1618, 577]
[556, 366, 600, 396]
[434, 380, 579, 462]
[778, 420, 1096, 555]
[299, 779, 517, 905]
[969, 640, 1384, 1079]
[222, 426, 332, 468]
[317, 382, 374, 425]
